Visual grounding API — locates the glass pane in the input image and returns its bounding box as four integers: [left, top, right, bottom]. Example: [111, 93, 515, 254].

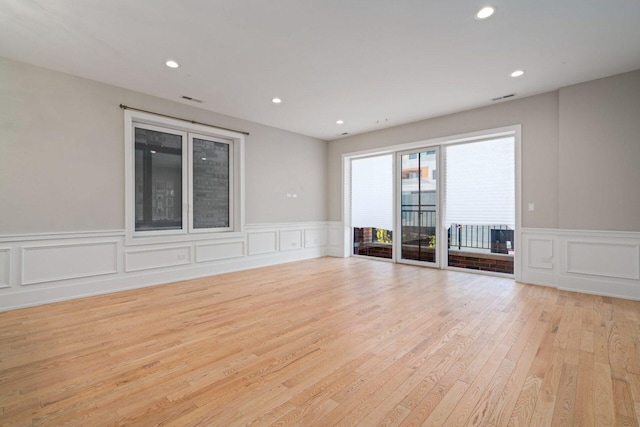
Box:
[134, 127, 182, 231]
[445, 138, 514, 274]
[400, 150, 437, 263]
[193, 138, 230, 229]
[351, 155, 393, 259]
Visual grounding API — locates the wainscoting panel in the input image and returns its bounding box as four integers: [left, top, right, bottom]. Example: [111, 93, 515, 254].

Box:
[125, 246, 192, 272]
[248, 231, 278, 255]
[6, 224, 637, 311]
[0, 248, 10, 288]
[326, 223, 344, 257]
[521, 228, 640, 300]
[526, 238, 554, 270]
[279, 230, 303, 252]
[304, 228, 327, 248]
[22, 241, 118, 285]
[566, 240, 639, 280]
[196, 241, 245, 263]
[0, 223, 332, 311]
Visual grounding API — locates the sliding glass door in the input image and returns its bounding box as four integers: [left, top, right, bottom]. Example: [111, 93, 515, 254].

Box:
[398, 149, 438, 266]
[444, 137, 515, 274]
[346, 129, 517, 277]
[351, 154, 394, 260]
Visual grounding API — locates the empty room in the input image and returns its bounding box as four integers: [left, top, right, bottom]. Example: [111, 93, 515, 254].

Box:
[1, 1, 640, 425]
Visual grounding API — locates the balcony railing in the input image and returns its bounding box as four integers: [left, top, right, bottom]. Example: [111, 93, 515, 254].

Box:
[401, 206, 436, 228]
[448, 224, 513, 253]
[400, 207, 514, 254]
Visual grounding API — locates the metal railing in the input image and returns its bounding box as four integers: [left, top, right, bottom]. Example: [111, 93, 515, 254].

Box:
[398, 207, 514, 253]
[400, 206, 436, 228]
[448, 224, 512, 251]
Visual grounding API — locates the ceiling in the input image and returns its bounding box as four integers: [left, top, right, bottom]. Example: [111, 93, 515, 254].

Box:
[1, 1, 640, 141]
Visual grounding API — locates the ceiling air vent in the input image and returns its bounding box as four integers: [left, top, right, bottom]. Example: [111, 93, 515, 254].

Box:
[181, 95, 203, 103]
[492, 93, 516, 102]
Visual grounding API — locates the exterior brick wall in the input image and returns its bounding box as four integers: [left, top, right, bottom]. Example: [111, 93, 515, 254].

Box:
[447, 252, 513, 274]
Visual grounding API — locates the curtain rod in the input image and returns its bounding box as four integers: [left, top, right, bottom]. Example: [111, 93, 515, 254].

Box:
[119, 104, 250, 136]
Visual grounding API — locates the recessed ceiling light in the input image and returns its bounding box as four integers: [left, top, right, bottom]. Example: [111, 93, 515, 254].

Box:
[271, 97, 282, 104]
[336, 120, 344, 125]
[510, 70, 525, 77]
[475, 6, 495, 19]
[150, 150, 157, 154]
[165, 60, 180, 68]
[201, 157, 207, 161]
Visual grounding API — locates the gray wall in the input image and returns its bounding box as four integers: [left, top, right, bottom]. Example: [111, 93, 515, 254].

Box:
[559, 71, 640, 231]
[328, 91, 560, 229]
[0, 57, 328, 234]
[2, 56, 638, 235]
[328, 70, 640, 232]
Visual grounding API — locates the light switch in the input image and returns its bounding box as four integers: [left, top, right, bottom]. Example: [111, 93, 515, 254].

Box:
[528, 203, 535, 212]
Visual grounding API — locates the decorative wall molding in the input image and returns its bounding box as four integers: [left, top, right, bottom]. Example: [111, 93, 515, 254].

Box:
[0, 248, 10, 289]
[247, 231, 278, 255]
[526, 238, 554, 270]
[304, 228, 327, 248]
[326, 221, 345, 257]
[125, 245, 192, 272]
[565, 241, 639, 280]
[0, 222, 332, 312]
[521, 228, 640, 300]
[279, 230, 303, 252]
[2, 224, 637, 311]
[196, 241, 244, 262]
[22, 241, 119, 285]
[0, 230, 125, 243]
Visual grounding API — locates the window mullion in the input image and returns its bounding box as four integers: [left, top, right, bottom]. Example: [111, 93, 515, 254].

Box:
[142, 147, 153, 227]
[187, 133, 194, 234]
[182, 131, 190, 234]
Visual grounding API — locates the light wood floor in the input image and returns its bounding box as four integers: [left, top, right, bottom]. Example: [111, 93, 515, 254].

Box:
[1, 257, 639, 426]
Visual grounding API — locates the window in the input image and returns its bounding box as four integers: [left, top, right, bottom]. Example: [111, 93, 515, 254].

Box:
[134, 124, 186, 232]
[190, 134, 231, 231]
[125, 110, 244, 243]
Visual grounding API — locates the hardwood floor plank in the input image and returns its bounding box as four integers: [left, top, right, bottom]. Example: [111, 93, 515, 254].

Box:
[550, 363, 578, 426]
[574, 350, 595, 426]
[1, 257, 639, 426]
[595, 361, 617, 426]
[487, 308, 548, 426]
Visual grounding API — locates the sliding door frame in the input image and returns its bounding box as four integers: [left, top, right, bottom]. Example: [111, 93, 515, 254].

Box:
[341, 124, 522, 281]
[395, 147, 441, 268]
[347, 152, 397, 263]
